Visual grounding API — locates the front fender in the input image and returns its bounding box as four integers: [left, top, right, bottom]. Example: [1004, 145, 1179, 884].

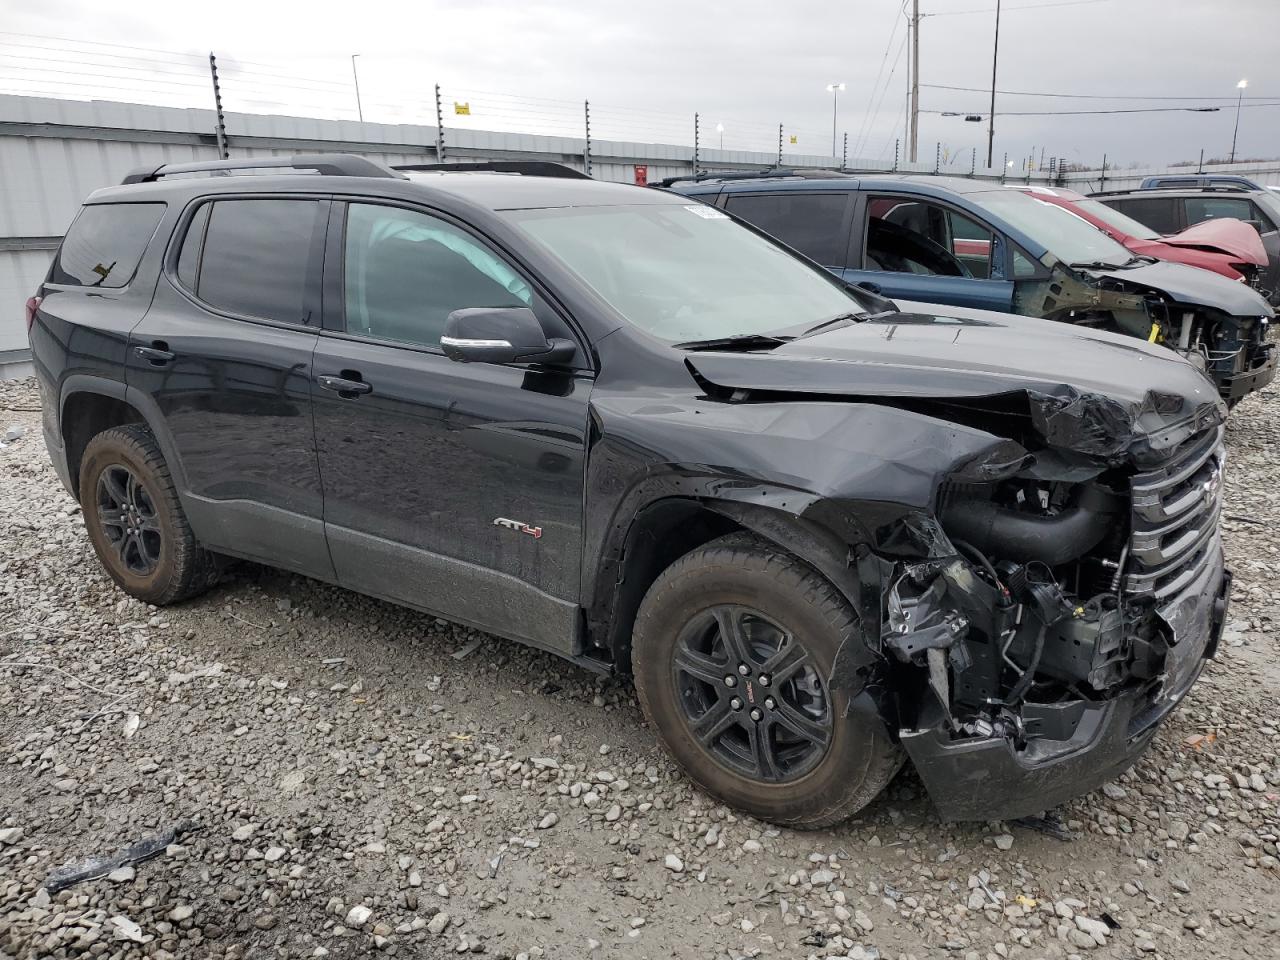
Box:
[582, 395, 1019, 704]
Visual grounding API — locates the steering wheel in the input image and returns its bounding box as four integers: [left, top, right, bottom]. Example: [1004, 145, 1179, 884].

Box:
[868, 218, 973, 278]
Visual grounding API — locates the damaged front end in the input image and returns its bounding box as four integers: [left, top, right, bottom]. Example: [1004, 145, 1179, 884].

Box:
[878, 406, 1230, 821]
[1021, 262, 1277, 404]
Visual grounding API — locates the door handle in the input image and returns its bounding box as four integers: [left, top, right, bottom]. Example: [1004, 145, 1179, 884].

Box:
[317, 374, 372, 397]
[134, 344, 175, 365]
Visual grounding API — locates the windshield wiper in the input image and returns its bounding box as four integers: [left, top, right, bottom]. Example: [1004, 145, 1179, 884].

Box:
[1070, 257, 1142, 270]
[791, 312, 867, 340]
[674, 333, 792, 352]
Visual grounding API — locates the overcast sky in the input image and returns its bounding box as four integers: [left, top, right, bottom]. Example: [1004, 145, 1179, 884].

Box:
[2, 0, 1276, 169]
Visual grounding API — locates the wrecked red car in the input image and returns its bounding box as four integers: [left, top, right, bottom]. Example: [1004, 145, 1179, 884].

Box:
[1015, 185, 1268, 290]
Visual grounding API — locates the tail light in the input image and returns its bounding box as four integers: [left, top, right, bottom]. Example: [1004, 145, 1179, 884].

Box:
[25, 295, 42, 333]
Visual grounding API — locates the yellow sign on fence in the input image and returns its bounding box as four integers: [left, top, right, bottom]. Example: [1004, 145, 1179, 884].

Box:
[454, 102, 471, 116]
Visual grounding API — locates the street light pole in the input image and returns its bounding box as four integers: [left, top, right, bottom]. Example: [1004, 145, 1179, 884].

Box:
[716, 122, 724, 150]
[351, 54, 364, 122]
[826, 83, 845, 158]
[986, 0, 1001, 169]
[1230, 78, 1247, 163]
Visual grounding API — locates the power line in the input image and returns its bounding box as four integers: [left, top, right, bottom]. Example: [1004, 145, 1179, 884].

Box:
[923, 82, 1274, 101]
[853, 2, 908, 159]
[0, 30, 206, 60]
[864, 31, 911, 159]
[927, 0, 1109, 15]
[931, 103, 1280, 116]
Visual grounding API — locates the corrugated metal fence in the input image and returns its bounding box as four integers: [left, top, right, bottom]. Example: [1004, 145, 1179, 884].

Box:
[3, 92, 1278, 367]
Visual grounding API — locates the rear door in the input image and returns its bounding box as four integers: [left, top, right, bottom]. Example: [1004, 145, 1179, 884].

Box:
[126, 195, 333, 580]
[310, 198, 592, 657]
[1181, 194, 1280, 299]
[720, 190, 855, 273]
[843, 194, 1015, 312]
[32, 202, 168, 450]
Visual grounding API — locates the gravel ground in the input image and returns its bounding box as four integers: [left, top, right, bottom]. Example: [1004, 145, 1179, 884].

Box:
[0, 374, 1277, 960]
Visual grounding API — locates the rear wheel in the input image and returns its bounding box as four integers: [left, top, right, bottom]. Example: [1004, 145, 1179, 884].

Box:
[79, 425, 219, 605]
[632, 533, 903, 828]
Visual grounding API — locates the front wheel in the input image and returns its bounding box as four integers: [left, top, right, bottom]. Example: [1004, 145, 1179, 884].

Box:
[631, 533, 903, 829]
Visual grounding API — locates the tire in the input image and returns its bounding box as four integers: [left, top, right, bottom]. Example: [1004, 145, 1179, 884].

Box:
[79, 424, 219, 605]
[632, 533, 903, 829]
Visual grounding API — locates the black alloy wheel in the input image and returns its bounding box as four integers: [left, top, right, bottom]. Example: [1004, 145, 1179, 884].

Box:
[79, 424, 220, 605]
[631, 532, 905, 828]
[672, 604, 831, 782]
[96, 464, 163, 575]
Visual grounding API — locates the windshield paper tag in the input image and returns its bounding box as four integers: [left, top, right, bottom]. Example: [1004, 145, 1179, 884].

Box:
[684, 205, 729, 219]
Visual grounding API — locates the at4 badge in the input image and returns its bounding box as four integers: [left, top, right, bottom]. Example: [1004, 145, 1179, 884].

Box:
[493, 517, 542, 539]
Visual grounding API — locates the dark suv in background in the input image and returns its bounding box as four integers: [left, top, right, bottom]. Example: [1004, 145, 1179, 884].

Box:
[1092, 184, 1280, 301]
[664, 171, 1275, 404]
[29, 155, 1230, 826]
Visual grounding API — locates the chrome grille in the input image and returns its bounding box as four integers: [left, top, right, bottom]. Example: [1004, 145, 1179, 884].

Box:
[1125, 425, 1225, 601]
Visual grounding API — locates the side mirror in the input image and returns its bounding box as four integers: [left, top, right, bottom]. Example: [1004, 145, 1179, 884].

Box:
[441, 307, 575, 366]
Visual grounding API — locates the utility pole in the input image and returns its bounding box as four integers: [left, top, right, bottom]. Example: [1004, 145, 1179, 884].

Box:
[909, 0, 920, 163]
[986, 0, 1001, 168]
[351, 54, 364, 122]
[208, 53, 228, 159]
[1230, 79, 1247, 163]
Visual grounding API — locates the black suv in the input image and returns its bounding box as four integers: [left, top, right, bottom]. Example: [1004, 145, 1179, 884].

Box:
[1092, 184, 1280, 303]
[29, 155, 1231, 826]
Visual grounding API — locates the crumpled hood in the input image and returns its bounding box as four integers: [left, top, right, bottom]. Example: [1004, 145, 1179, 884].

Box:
[1085, 258, 1273, 318]
[685, 305, 1225, 461]
[1162, 218, 1269, 265]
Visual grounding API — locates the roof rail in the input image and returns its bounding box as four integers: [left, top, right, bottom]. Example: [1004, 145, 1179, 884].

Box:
[1090, 184, 1252, 198]
[655, 168, 855, 188]
[392, 161, 590, 180]
[1143, 183, 1253, 193]
[121, 154, 404, 185]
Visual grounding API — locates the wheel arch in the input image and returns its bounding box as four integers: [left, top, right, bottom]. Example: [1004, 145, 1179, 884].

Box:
[589, 489, 885, 690]
[59, 376, 188, 500]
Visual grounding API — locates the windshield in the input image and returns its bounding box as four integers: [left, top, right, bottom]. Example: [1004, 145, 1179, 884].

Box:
[970, 190, 1136, 266]
[1072, 197, 1160, 241]
[508, 202, 866, 343]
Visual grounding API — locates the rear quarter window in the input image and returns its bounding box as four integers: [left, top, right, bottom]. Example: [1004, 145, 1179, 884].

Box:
[51, 203, 166, 288]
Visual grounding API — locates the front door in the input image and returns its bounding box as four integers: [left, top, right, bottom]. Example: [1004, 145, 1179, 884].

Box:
[844, 195, 1016, 313]
[311, 200, 593, 656]
[127, 195, 333, 580]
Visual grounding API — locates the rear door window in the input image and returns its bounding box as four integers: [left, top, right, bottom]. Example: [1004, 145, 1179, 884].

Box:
[1108, 197, 1179, 235]
[723, 192, 853, 268]
[1183, 196, 1255, 224]
[51, 203, 166, 288]
[185, 199, 324, 324]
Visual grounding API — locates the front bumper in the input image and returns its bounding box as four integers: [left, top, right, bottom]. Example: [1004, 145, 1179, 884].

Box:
[1218, 341, 1276, 402]
[900, 547, 1229, 822]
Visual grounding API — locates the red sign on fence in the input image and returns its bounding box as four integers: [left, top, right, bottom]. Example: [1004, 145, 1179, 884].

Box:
[634, 165, 648, 186]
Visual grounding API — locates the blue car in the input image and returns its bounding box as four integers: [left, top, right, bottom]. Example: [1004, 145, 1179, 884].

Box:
[663, 171, 1275, 403]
